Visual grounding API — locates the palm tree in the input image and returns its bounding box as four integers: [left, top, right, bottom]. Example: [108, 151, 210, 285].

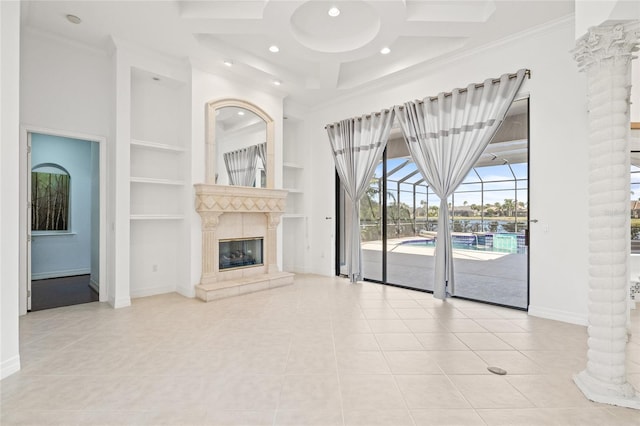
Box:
[503, 199, 515, 217]
[517, 201, 526, 217]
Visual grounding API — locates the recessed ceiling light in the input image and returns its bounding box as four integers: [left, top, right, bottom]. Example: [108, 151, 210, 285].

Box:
[328, 7, 340, 17]
[273, 80, 282, 86]
[223, 60, 233, 67]
[269, 45, 280, 53]
[380, 47, 391, 55]
[66, 14, 81, 24]
[237, 111, 245, 116]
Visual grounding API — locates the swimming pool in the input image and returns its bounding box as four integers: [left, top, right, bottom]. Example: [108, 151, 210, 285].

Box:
[401, 233, 526, 254]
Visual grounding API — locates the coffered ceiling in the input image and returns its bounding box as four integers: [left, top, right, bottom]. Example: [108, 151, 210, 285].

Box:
[21, 1, 574, 107]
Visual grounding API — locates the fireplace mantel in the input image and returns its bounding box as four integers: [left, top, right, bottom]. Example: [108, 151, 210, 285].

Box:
[194, 184, 293, 301]
[195, 184, 288, 215]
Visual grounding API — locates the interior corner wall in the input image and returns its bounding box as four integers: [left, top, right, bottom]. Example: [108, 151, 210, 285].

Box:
[30, 134, 93, 279]
[301, 18, 590, 325]
[1, 0, 22, 380]
[189, 68, 285, 289]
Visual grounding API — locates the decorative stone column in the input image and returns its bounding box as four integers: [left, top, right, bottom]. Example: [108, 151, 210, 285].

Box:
[200, 211, 223, 285]
[266, 212, 282, 273]
[573, 21, 640, 409]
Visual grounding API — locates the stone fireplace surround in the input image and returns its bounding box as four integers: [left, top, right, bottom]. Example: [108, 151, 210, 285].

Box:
[194, 184, 294, 301]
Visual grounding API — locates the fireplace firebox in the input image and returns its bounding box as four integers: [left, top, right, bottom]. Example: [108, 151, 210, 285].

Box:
[219, 237, 264, 270]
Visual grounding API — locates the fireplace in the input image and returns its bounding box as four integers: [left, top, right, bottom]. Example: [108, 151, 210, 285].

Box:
[219, 237, 263, 270]
[194, 184, 294, 302]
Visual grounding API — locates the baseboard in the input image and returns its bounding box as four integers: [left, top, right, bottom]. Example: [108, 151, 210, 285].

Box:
[1, 355, 21, 380]
[176, 284, 195, 298]
[31, 268, 90, 280]
[307, 266, 332, 276]
[89, 278, 99, 293]
[110, 296, 131, 309]
[130, 285, 176, 299]
[528, 305, 588, 326]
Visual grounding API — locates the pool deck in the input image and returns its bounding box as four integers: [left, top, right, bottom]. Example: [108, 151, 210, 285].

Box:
[360, 237, 528, 309]
[364, 237, 512, 261]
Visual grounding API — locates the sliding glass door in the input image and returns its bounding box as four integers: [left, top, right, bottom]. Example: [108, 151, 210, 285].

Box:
[338, 160, 384, 281]
[336, 99, 529, 309]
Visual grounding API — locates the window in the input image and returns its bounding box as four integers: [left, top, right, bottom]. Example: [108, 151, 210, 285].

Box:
[31, 164, 70, 231]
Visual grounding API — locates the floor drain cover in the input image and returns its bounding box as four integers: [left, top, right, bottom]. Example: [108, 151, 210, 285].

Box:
[488, 366, 507, 375]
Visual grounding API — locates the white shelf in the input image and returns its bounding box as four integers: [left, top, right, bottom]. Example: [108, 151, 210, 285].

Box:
[283, 162, 304, 169]
[283, 214, 305, 219]
[130, 214, 185, 221]
[130, 177, 184, 185]
[131, 139, 185, 152]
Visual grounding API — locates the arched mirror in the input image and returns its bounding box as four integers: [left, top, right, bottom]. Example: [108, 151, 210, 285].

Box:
[205, 99, 274, 188]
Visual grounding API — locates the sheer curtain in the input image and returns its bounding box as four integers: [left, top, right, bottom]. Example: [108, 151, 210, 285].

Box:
[256, 142, 267, 172]
[395, 69, 527, 299]
[224, 145, 258, 187]
[327, 110, 395, 283]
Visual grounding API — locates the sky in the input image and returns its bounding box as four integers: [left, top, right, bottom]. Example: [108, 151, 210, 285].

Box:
[371, 157, 528, 208]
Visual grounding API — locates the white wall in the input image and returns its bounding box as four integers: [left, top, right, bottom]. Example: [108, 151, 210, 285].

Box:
[1, 0, 22, 379]
[300, 18, 591, 324]
[20, 29, 111, 136]
[20, 28, 111, 307]
[575, 0, 640, 38]
[190, 68, 285, 290]
[30, 134, 94, 279]
[90, 141, 100, 288]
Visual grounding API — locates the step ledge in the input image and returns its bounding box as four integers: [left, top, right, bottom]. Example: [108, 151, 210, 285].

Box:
[195, 272, 294, 302]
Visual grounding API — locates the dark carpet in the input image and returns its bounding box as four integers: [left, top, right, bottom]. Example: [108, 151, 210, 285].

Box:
[31, 274, 98, 311]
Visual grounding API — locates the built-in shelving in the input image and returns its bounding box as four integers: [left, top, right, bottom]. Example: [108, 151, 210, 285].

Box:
[130, 176, 185, 186]
[130, 214, 185, 221]
[128, 65, 189, 298]
[282, 117, 306, 273]
[283, 162, 304, 169]
[131, 138, 185, 152]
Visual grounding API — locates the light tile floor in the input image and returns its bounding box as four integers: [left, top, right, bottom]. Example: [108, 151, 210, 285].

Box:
[2, 274, 640, 425]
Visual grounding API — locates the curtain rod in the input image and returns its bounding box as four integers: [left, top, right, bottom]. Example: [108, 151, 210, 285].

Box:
[324, 109, 392, 129]
[324, 69, 530, 128]
[403, 69, 530, 106]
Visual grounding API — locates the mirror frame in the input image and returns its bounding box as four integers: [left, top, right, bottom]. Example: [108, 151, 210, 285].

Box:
[205, 98, 274, 189]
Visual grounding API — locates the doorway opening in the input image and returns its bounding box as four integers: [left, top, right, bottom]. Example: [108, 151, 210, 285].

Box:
[336, 98, 530, 309]
[23, 129, 106, 312]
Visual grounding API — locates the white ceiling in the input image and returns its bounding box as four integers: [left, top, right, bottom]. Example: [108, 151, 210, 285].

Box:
[21, 0, 574, 108]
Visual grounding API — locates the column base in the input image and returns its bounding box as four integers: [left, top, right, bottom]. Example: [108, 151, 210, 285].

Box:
[574, 370, 640, 409]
